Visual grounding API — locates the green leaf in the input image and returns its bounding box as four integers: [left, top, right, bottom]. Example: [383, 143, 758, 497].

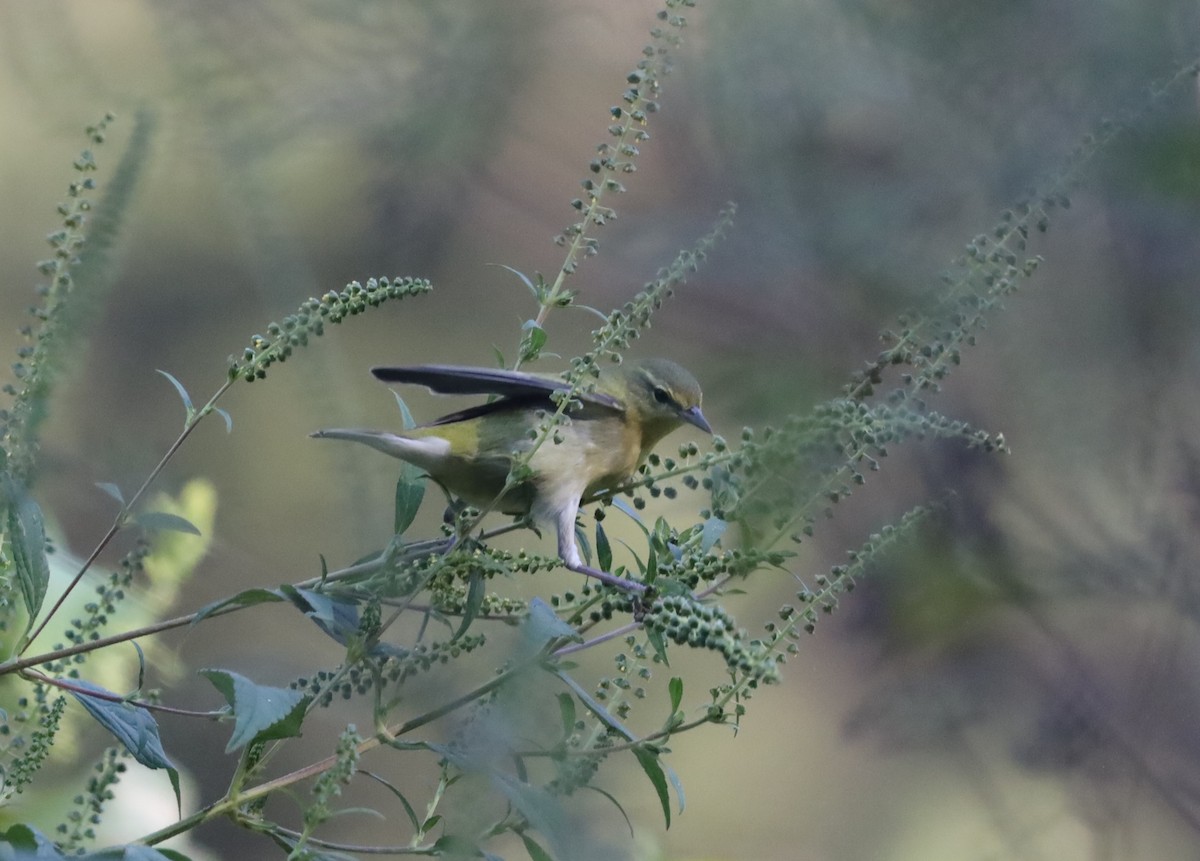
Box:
[2, 473, 50, 636]
[281, 585, 361, 646]
[212, 406, 234, 433]
[393, 463, 426, 536]
[665, 762, 686, 817]
[135, 511, 201, 535]
[491, 775, 568, 857]
[391, 391, 417, 430]
[520, 833, 554, 861]
[85, 846, 193, 860]
[610, 497, 648, 534]
[492, 262, 540, 300]
[632, 745, 672, 829]
[552, 670, 635, 742]
[431, 835, 477, 856]
[700, 516, 727, 553]
[556, 692, 576, 740]
[668, 676, 683, 713]
[582, 785, 634, 837]
[0, 823, 65, 857]
[156, 369, 194, 418]
[522, 598, 581, 652]
[96, 481, 125, 505]
[644, 542, 658, 584]
[573, 523, 592, 566]
[199, 668, 308, 753]
[452, 570, 485, 642]
[70, 680, 181, 812]
[595, 521, 612, 572]
[519, 319, 548, 363]
[645, 625, 669, 666]
[190, 588, 284, 626]
[362, 770, 421, 833]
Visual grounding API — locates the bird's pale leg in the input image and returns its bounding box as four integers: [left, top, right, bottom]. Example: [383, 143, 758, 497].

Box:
[554, 501, 647, 594]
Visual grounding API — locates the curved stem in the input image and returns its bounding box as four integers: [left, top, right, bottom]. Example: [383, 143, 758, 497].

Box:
[21, 379, 235, 654]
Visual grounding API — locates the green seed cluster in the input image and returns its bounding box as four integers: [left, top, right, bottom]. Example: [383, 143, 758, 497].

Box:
[553, 0, 696, 273]
[56, 747, 126, 851]
[716, 399, 1003, 544]
[793, 509, 927, 637]
[547, 752, 605, 797]
[296, 634, 486, 705]
[48, 540, 150, 678]
[228, 277, 432, 383]
[4, 695, 66, 797]
[577, 205, 735, 371]
[1, 115, 114, 481]
[306, 724, 362, 828]
[642, 594, 778, 681]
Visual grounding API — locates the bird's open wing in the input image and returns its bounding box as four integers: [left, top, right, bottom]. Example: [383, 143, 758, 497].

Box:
[371, 365, 623, 411]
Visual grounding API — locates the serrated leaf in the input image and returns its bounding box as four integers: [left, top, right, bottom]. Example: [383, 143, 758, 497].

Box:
[452, 570, 485, 642]
[595, 521, 612, 572]
[70, 680, 181, 811]
[199, 668, 308, 753]
[2, 473, 50, 635]
[393, 464, 426, 536]
[520, 833, 554, 861]
[96, 481, 125, 505]
[0, 823, 65, 857]
[632, 745, 672, 829]
[156, 369, 194, 418]
[190, 587, 284, 626]
[135, 511, 201, 536]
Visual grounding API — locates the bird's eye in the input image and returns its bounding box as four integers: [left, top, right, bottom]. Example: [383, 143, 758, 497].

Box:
[653, 387, 671, 405]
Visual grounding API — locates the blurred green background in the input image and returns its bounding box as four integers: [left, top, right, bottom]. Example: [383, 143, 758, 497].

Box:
[4, 1, 1200, 858]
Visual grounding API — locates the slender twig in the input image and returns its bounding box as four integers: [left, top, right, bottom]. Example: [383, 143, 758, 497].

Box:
[21, 379, 234, 653]
[19, 669, 224, 718]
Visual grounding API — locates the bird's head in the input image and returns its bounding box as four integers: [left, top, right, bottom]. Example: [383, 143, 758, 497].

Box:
[619, 358, 711, 445]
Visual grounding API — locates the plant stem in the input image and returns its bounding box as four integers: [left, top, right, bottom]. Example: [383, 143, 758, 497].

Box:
[20, 379, 234, 654]
[139, 642, 559, 847]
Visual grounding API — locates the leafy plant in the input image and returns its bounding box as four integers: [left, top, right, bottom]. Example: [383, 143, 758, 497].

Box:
[1, 3, 1196, 859]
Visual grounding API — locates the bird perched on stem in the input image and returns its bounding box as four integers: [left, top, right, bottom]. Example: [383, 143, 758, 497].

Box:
[312, 358, 711, 593]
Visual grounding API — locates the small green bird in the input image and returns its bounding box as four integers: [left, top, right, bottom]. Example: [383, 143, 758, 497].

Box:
[312, 358, 711, 592]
